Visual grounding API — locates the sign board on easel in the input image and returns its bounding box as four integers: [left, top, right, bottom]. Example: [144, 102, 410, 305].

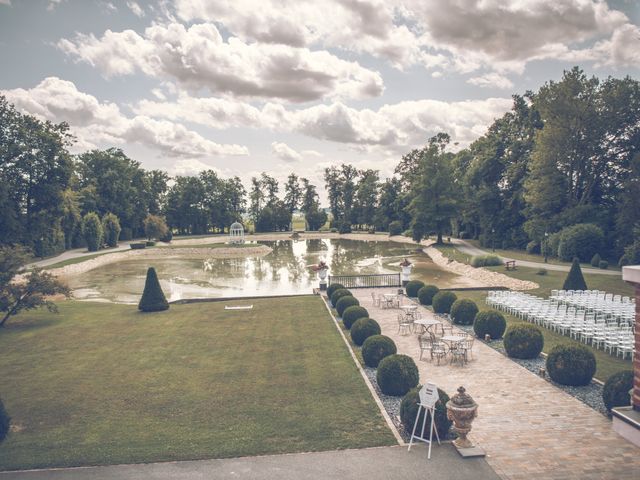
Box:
[408, 383, 441, 459]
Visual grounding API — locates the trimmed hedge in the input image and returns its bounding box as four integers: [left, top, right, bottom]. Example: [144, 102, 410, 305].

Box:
[590, 253, 601, 267]
[342, 305, 369, 329]
[563, 258, 588, 291]
[599, 260, 608, 269]
[418, 285, 439, 306]
[327, 283, 345, 299]
[432, 291, 458, 314]
[400, 386, 452, 440]
[557, 223, 604, 262]
[602, 370, 633, 412]
[350, 318, 381, 346]
[470, 255, 502, 267]
[405, 280, 426, 298]
[473, 310, 507, 339]
[138, 267, 169, 312]
[450, 299, 478, 325]
[336, 296, 359, 317]
[362, 335, 397, 367]
[388, 220, 403, 236]
[130, 242, 146, 250]
[377, 354, 419, 396]
[330, 288, 352, 307]
[546, 344, 596, 386]
[0, 397, 9, 445]
[503, 324, 543, 359]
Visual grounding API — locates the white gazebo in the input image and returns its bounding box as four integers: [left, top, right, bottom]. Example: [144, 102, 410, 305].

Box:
[229, 221, 245, 245]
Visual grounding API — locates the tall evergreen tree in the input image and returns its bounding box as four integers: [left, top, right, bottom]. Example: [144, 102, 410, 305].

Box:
[138, 267, 169, 312]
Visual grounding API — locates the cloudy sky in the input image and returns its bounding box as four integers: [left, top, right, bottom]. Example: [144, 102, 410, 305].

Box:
[1, 0, 639, 201]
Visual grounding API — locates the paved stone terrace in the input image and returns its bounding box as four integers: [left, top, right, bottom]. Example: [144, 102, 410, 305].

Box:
[351, 289, 640, 480]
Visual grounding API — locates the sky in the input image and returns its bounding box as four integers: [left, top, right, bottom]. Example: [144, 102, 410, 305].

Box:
[0, 0, 639, 203]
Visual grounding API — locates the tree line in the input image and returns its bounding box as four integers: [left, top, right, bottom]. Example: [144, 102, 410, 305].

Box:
[1, 67, 638, 264]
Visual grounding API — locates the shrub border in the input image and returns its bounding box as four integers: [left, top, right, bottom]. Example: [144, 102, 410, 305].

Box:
[319, 294, 404, 445]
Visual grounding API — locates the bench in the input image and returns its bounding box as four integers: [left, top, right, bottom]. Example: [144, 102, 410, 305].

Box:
[505, 260, 517, 271]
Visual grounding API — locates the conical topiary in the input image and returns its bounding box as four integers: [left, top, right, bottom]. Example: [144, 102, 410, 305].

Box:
[138, 267, 169, 312]
[0, 397, 10, 445]
[562, 258, 587, 291]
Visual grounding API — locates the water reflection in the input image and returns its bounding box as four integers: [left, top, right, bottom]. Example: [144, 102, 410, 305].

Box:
[68, 238, 449, 303]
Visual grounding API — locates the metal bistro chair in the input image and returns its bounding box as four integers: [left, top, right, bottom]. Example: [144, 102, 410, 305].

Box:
[370, 291, 380, 308]
[398, 313, 413, 335]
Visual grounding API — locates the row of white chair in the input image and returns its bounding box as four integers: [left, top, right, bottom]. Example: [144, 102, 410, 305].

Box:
[487, 291, 635, 359]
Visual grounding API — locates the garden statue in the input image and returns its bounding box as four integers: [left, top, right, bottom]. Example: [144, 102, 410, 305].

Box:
[400, 258, 413, 286]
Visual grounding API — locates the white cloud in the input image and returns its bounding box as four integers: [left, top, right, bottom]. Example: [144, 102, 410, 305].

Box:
[134, 90, 512, 149]
[467, 72, 514, 90]
[172, 0, 638, 76]
[271, 142, 302, 162]
[126, 1, 144, 17]
[1, 77, 248, 158]
[47, 0, 65, 11]
[0, 0, 12, 6]
[58, 22, 384, 102]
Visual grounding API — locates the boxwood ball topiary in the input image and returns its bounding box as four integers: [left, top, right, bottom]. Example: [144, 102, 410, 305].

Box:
[362, 335, 397, 367]
[376, 354, 419, 396]
[602, 370, 633, 412]
[450, 298, 478, 325]
[138, 267, 169, 312]
[432, 291, 458, 314]
[326, 283, 345, 299]
[342, 305, 369, 329]
[503, 324, 544, 359]
[350, 318, 381, 346]
[417, 285, 439, 306]
[473, 310, 507, 339]
[330, 288, 352, 307]
[400, 386, 451, 440]
[0, 397, 9, 445]
[546, 344, 596, 386]
[335, 296, 359, 317]
[405, 280, 425, 298]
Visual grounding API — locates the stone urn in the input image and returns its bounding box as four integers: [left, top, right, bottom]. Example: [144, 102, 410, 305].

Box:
[400, 258, 413, 286]
[313, 261, 329, 290]
[446, 386, 478, 449]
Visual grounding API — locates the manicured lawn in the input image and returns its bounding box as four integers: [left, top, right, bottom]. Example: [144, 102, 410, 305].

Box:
[0, 297, 395, 470]
[434, 243, 474, 265]
[484, 265, 633, 298]
[466, 239, 621, 271]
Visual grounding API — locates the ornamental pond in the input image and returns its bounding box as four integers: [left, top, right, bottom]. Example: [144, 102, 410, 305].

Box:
[67, 238, 466, 303]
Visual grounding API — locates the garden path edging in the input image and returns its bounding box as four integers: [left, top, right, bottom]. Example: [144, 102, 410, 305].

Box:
[319, 295, 405, 446]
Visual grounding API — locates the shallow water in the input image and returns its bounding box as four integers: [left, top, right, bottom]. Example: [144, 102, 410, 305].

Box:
[68, 238, 463, 303]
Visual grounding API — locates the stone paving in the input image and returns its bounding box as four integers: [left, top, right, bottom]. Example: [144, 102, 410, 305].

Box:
[352, 289, 640, 480]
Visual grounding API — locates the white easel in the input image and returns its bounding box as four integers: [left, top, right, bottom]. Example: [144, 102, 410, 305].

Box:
[407, 382, 441, 459]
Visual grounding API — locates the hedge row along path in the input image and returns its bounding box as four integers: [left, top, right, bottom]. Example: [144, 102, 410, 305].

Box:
[451, 239, 621, 276]
[350, 289, 640, 480]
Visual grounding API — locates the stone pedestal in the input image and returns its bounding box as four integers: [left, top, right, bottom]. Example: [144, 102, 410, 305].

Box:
[318, 269, 328, 291]
[401, 265, 412, 287]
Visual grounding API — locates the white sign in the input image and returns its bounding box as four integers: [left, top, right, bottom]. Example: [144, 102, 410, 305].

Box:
[419, 383, 439, 409]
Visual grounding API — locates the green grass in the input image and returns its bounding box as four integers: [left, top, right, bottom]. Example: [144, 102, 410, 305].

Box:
[44, 250, 119, 269]
[485, 265, 633, 298]
[466, 239, 620, 271]
[0, 298, 395, 470]
[433, 243, 473, 265]
[452, 287, 633, 382]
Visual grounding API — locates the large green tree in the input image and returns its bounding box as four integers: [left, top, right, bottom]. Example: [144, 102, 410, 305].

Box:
[406, 133, 458, 244]
[0, 246, 70, 327]
[0, 96, 73, 255]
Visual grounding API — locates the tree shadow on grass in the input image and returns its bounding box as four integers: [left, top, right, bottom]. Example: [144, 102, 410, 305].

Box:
[2, 316, 60, 333]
